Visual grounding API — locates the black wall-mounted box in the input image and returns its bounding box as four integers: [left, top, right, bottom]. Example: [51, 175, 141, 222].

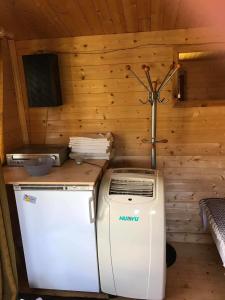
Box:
[22, 53, 62, 107]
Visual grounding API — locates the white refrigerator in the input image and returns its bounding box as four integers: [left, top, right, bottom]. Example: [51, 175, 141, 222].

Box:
[14, 184, 100, 292]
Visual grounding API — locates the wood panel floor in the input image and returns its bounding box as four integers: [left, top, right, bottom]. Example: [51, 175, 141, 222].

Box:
[117, 243, 225, 300]
[19, 243, 225, 300]
[166, 242, 225, 300]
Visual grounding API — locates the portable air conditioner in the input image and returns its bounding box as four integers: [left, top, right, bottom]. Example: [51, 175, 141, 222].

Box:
[97, 168, 166, 300]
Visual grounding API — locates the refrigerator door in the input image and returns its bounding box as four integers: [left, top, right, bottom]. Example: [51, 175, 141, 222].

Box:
[15, 188, 99, 292]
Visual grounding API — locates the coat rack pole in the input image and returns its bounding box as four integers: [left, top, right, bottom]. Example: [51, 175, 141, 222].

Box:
[151, 92, 157, 169]
[126, 63, 180, 170]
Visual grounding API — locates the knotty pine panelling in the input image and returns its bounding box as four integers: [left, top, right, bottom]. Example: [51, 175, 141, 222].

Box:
[0, 0, 222, 40]
[2, 39, 23, 157]
[15, 28, 225, 243]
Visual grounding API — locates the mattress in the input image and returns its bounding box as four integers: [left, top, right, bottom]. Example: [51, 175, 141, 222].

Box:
[199, 198, 225, 267]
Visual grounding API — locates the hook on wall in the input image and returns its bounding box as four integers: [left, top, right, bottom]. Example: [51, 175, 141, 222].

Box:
[126, 63, 180, 105]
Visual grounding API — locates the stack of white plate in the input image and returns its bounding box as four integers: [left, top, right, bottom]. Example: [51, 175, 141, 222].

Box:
[69, 133, 113, 160]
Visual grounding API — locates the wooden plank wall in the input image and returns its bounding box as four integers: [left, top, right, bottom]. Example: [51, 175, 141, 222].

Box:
[2, 39, 23, 157]
[15, 28, 225, 243]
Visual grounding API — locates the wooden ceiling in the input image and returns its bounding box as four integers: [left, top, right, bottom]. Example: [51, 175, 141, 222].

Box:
[0, 0, 224, 40]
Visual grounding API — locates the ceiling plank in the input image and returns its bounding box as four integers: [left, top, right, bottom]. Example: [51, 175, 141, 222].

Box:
[21, 0, 71, 38]
[121, 0, 139, 33]
[0, 0, 221, 40]
[46, 0, 92, 36]
[175, 0, 213, 29]
[137, 0, 151, 32]
[106, 0, 127, 33]
[150, 0, 163, 31]
[93, 0, 115, 34]
[77, 0, 103, 35]
[161, 0, 181, 30]
[0, 0, 35, 40]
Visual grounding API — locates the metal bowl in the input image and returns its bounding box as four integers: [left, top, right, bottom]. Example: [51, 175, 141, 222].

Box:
[23, 157, 53, 176]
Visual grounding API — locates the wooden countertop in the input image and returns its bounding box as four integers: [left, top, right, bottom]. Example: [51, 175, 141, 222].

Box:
[3, 159, 108, 185]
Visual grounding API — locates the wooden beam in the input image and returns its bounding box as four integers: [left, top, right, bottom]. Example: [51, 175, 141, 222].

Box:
[8, 39, 29, 144]
[15, 27, 225, 55]
[0, 27, 14, 39]
[0, 40, 4, 162]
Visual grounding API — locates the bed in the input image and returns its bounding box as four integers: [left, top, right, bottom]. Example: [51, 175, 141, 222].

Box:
[199, 198, 225, 267]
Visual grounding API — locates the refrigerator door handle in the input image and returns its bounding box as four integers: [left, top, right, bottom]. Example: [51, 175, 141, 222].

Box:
[89, 197, 95, 223]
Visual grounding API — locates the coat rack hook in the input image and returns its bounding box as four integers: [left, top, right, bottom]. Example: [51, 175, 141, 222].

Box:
[125, 63, 180, 169]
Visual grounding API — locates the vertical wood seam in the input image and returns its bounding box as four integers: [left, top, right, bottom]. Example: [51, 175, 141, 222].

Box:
[0, 39, 4, 162]
[8, 39, 29, 144]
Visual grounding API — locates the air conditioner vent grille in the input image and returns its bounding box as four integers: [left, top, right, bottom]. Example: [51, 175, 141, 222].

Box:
[109, 178, 154, 197]
[112, 169, 155, 175]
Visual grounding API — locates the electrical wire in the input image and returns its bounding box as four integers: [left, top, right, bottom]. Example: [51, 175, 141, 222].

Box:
[82, 160, 102, 168]
[36, 41, 224, 56]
